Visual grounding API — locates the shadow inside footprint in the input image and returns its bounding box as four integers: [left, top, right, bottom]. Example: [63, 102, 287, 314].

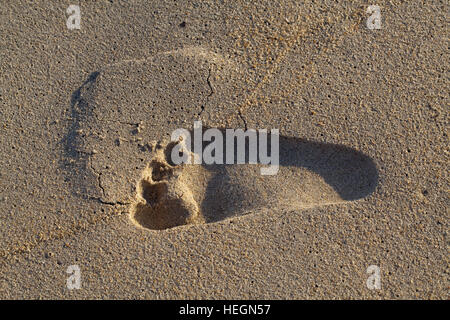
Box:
[199, 134, 378, 224]
[130, 130, 378, 229]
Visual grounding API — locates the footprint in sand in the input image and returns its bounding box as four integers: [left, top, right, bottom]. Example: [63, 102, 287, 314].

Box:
[63, 47, 378, 230]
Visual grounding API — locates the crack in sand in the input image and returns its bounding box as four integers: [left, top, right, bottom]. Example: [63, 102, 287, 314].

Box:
[198, 67, 214, 116]
[237, 109, 249, 130]
[88, 161, 130, 206]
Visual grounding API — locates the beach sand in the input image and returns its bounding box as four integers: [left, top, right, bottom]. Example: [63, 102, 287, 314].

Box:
[0, 0, 447, 298]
